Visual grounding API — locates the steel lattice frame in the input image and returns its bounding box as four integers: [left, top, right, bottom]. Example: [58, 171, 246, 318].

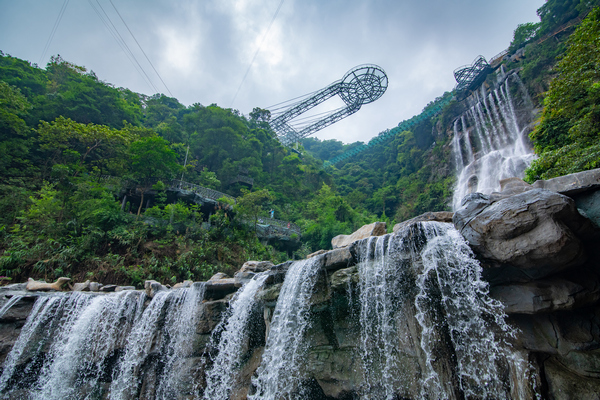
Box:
[453, 55, 492, 93]
[269, 64, 388, 146]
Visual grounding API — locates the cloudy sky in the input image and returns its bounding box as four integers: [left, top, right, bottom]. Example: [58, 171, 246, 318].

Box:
[1, 0, 544, 143]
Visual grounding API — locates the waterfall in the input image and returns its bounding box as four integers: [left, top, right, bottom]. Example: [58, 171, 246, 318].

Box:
[452, 73, 536, 210]
[109, 283, 205, 400]
[0, 284, 205, 400]
[203, 273, 268, 399]
[356, 222, 512, 399]
[0, 295, 24, 318]
[249, 257, 323, 399]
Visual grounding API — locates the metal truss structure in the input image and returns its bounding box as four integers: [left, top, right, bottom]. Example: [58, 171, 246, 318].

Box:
[268, 65, 388, 146]
[453, 55, 492, 94]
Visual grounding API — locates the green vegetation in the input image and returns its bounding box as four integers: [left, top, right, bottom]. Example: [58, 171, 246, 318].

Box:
[525, 7, 600, 181]
[1, 0, 598, 286]
[302, 94, 456, 224]
[0, 52, 379, 286]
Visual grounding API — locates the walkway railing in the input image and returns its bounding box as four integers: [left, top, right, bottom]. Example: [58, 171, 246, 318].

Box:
[245, 217, 302, 237]
[98, 176, 300, 237]
[171, 179, 236, 203]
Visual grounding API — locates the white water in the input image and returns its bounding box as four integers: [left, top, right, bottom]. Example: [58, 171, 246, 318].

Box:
[415, 222, 513, 399]
[452, 73, 536, 210]
[357, 222, 512, 399]
[109, 283, 205, 400]
[249, 257, 322, 399]
[203, 273, 268, 399]
[0, 295, 24, 319]
[0, 284, 205, 400]
[358, 234, 406, 399]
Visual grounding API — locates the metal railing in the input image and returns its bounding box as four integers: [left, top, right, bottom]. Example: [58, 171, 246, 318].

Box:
[171, 179, 236, 203]
[246, 217, 302, 236]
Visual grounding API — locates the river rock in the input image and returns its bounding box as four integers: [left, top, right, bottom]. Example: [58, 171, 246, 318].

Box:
[331, 222, 387, 249]
[73, 280, 91, 291]
[206, 274, 237, 300]
[234, 261, 274, 287]
[25, 277, 71, 291]
[100, 284, 117, 292]
[115, 286, 135, 291]
[393, 211, 454, 233]
[454, 189, 593, 282]
[172, 280, 193, 289]
[145, 280, 167, 298]
[89, 282, 102, 292]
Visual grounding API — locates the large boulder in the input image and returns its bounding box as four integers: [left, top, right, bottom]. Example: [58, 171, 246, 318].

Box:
[234, 261, 274, 287]
[206, 273, 237, 299]
[490, 269, 600, 314]
[393, 211, 453, 233]
[454, 189, 594, 282]
[331, 222, 386, 249]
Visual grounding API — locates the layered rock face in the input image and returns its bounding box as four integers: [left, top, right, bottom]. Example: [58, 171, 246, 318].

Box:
[453, 171, 600, 399]
[1, 169, 600, 399]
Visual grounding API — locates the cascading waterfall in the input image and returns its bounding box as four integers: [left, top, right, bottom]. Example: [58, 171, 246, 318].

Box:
[203, 273, 269, 400]
[356, 222, 512, 399]
[249, 257, 323, 399]
[0, 229, 519, 398]
[415, 222, 512, 399]
[0, 284, 205, 400]
[109, 282, 205, 400]
[452, 72, 536, 210]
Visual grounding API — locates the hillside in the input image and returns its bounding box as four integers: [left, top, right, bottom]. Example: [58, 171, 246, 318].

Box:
[1, 0, 599, 287]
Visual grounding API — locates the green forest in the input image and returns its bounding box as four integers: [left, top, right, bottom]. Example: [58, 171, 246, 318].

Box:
[0, 0, 599, 287]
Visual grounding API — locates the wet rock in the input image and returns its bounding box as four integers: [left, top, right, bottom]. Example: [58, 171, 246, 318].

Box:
[197, 299, 228, 334]
[266, 261, 293, 285]
[329, 266, 358, 292]
[100, 284, 117, 292]
[89, 282, 102, 292]
[25, 277, 71, 291]
[544, 357, 600, 399]
[393, 211, 454, 233]
[331, 221, 387, 249]
[510, 305, 600, 355]
[172, 280, 193, 289]
[324, 247, 354, 271]
[234, 261, 274, 287]
[206, 274, 237, 300]
[145, 280, 167, 298]
[1, 283, 27, 292]
[454, 189, 594, 282]
[490, 269, 600, 314]
[115, 286, 135, 292]
[73, 280, 91, 291]
[258, 283, 282, 303]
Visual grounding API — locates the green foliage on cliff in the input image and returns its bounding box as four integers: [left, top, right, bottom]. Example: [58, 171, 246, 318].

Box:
[525, 7, 600, 182]
[0, 52, 379, 285]
[302, 94, 456, 223]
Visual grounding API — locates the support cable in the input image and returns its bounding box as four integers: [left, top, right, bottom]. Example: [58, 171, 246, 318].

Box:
[109, 0, 174, 97]
[88, 0, 159, 93]
[39, 0, 70, 66]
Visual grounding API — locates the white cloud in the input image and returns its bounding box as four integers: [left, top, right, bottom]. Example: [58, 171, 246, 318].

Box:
[0, 0, 545, 142]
